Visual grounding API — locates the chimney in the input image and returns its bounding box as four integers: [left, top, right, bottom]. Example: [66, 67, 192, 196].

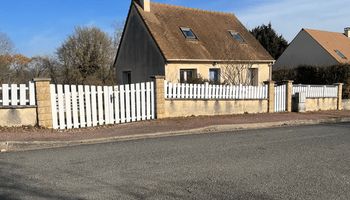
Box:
[345, 27, 350, 38]
[135, 0, 150, 12]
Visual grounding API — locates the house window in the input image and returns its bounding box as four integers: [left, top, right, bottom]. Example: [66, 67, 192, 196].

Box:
[228, 31, 245, 43]
[122, 71, 131, 84]
[248, 68, 259, 86]
[180, 69, 197, 83]
[335, 49, 347, 59]
[180, 27, 198, 40]
[209, 69, 220, 83]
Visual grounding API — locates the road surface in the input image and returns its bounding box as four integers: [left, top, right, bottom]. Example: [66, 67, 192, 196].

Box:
[1, 123, 350, 199]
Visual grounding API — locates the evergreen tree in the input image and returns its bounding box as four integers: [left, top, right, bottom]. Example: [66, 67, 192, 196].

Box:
[250, 23, 288, 59]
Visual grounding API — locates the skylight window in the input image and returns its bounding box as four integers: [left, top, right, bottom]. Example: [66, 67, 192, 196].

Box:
[229, 31, 245, 43]
[335, 49, 347, 59]
[180, 27, 197, 40]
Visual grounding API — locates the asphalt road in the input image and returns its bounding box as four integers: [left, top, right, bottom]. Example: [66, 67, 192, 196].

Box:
[1, 123, 350, 200]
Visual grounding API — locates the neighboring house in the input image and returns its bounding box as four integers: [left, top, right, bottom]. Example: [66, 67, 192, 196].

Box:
[114, 0, 274, 85]
[274, 28, 350, 70]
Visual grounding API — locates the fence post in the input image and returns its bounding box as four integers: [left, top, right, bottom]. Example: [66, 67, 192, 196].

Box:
[283, 80, 293, 112]
[33, 78, 53, 128]
[264, 81, 275, 113]
[334, 83, 343, 110]
[151, 76, 166, 119]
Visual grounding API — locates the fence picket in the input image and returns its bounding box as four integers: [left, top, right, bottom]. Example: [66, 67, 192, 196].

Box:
[29, 81, 35, 106]
[50, 85, 58, 129]
[19, 84, 26, 105]
[71, 85, 79, 128]
[146, 82, 151, 119]
[78, 85, 86, 128]
[140, 83, 146, 120]
[130, 84, 136, 122]
[1, 84, 9, 106]
[103, 86, 110, 124]
[91, 86, 98, 126]
[11, 84, 17, 106]
[151, 81, 155, 119]
[108, 86, 114, 123]
[85, 85, 92, 127]
[136, 84, 141, 121]
[177, 83, 181, 99]
[172, 83, 176, 98]
[64, 85, 72, 129]
[57, 85, 65, 129]
[119, 85, 126, 123]
[114, 86, 120, 123]
[125, 85, 131, 122]
[168, 82, 173, 99]
[97, 86, 104, 125]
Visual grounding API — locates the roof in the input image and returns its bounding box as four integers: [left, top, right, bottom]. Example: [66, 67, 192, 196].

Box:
[134, 2, 273, 62]
[304, 28, 350, 63]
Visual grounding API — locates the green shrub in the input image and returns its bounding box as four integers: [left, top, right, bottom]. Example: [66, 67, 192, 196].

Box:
[273, 64, 350, 98]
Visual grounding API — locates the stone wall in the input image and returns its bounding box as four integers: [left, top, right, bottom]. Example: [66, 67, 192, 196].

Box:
[343, 99, 350, 110]
[305, 98, 338, 112]
[0, 107, 37, 127]
[163, 99, 268, 118]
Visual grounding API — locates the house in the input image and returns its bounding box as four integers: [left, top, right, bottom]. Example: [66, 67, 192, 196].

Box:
[114, 0, 274, 85]
[274, 28, 350, 70]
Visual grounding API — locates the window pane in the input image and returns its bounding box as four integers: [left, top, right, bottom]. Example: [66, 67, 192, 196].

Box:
[122, 71, 131, 84]
[180, 70, 185, 82]
[209, 69, 220, 83]
[180, 69, 197, 83]
[335, 50, 347, 59]
[180, 27, 197, 39]
[229, 31, 245, 43]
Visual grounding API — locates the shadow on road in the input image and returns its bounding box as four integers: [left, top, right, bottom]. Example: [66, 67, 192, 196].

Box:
[0, 160, 84, 200]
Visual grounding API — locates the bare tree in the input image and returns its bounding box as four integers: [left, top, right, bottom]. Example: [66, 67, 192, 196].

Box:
[28, 56, 61, 83]
[219, 44, 256, 85]
[57, 26, 114, 85]
[0, 55, 11, 83]
[221, 62, 256, 85]
[0, 32, 14, 55]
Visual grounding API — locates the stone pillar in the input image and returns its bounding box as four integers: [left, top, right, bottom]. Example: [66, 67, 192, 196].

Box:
[334, 83, 343, 110]
[151, 76, 166, 119]
[33, 78, 53, 128]
[283, 80, 294, 112]
[264, 81, 275, 113]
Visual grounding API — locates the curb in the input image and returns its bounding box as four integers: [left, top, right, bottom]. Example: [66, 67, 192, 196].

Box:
[1, 117, 350, 153]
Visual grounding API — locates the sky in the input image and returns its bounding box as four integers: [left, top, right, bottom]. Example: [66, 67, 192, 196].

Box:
[0, 0, 348, 57]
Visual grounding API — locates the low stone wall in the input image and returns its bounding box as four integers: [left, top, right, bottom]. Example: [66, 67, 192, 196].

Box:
[343, 99, 350, 110]
[305, 98, 338, 112]
[164, 99, 268, 118]
[0, 107, 37, 127]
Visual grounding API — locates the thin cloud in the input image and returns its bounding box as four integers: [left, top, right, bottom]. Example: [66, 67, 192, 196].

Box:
[235, 0, 348, 42]
[24, 30, 62, 57]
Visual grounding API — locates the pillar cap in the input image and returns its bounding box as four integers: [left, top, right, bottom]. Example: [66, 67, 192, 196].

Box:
[282, 80, 294, 83]
[150, 75, 165, 80]
[33, 78, 51, 82]
[333, 83, 343, 86]
[263, 80, 275, 84]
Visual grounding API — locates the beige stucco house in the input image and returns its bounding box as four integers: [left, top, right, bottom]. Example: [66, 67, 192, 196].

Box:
[114, 0, 274, 85]
[274, 28, 350, 70]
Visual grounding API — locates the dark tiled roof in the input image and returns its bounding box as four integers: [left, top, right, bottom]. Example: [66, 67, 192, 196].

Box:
[134, 2, 274, 62]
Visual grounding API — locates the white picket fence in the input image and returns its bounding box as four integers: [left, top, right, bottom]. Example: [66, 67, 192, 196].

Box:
[293, 85, 338, 98]
[164, 81, 268, 100]
[0, 82, 36, 107]
[275, 84, 287, 112]
[50, 82, 155, 130]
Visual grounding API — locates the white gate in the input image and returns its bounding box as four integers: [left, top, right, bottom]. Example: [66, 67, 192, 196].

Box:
[274, 84, 286, 112]
[50, 82, 155, 130]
